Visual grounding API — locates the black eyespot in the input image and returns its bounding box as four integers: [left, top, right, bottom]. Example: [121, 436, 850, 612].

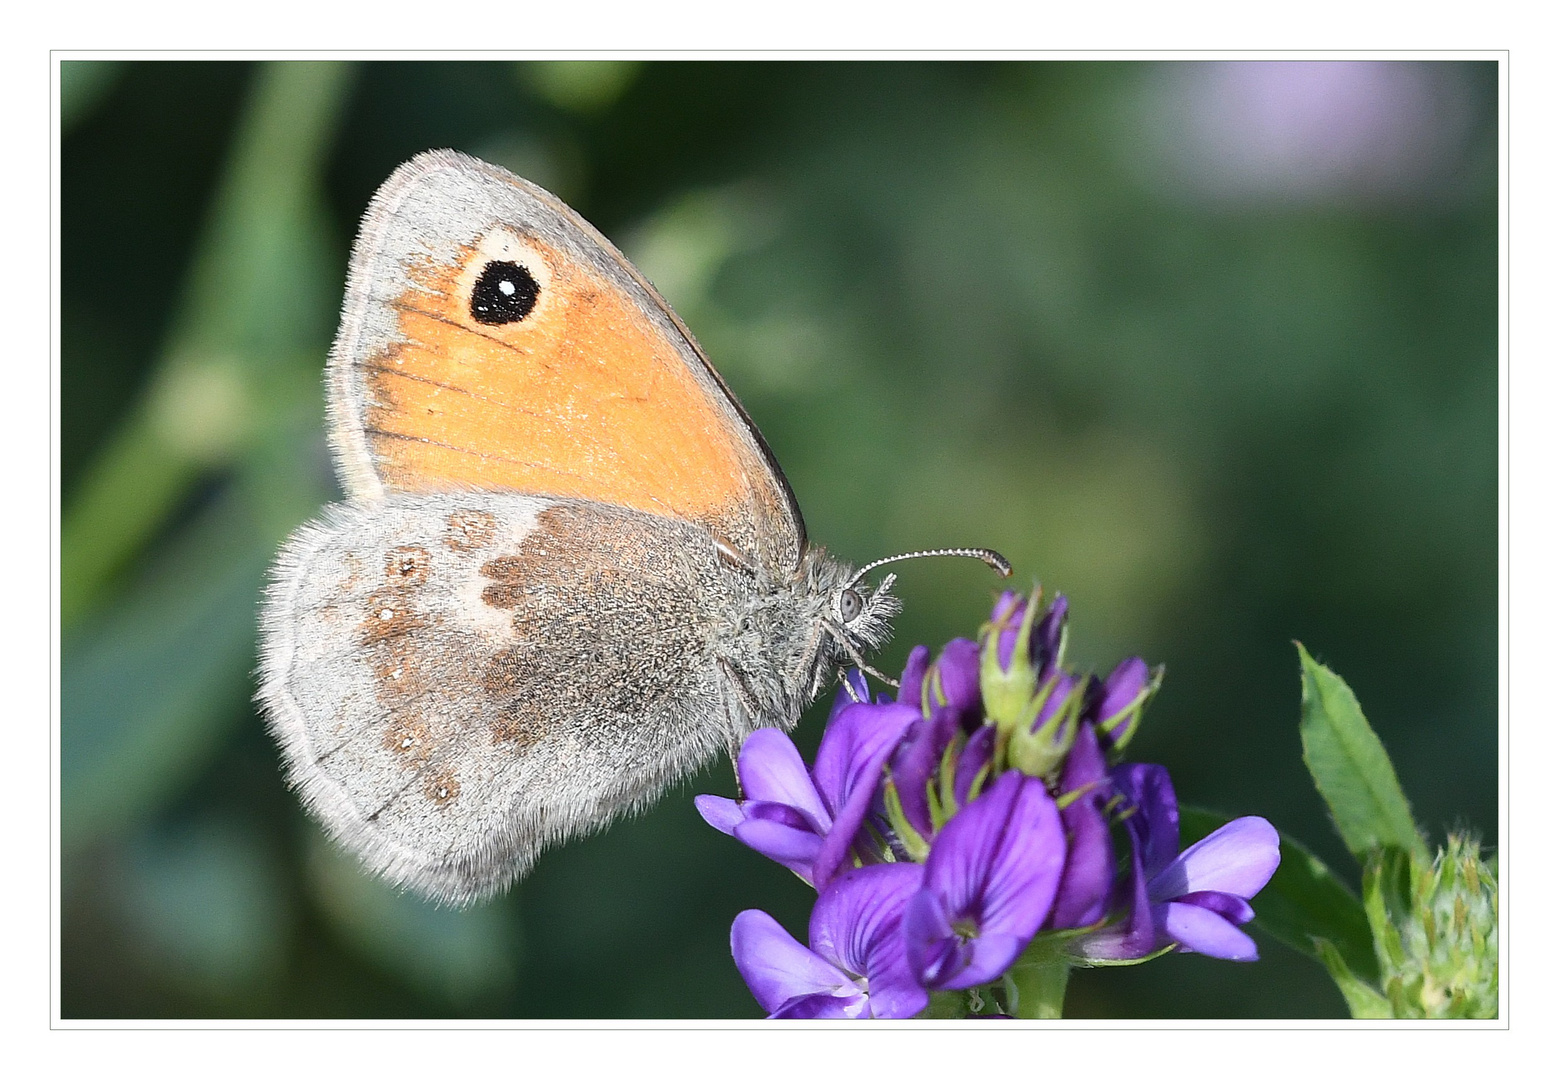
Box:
[839, 587, 864, 623]
[470, 260, 539, 325]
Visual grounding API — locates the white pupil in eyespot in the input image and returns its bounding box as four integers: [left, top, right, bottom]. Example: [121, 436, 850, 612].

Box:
[498, 279, 516, 295]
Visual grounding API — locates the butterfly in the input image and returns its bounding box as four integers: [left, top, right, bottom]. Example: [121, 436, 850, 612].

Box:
[257, 150, 1006, 905]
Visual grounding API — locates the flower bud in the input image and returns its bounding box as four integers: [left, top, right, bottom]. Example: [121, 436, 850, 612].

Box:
[979, 588, 1068, 732]
[1089, 658, 1162, 754]
[1367, 833, 1498, 1019]
[928, 638, 983, 728]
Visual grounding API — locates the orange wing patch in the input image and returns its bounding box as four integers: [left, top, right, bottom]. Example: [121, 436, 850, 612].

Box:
[358, 228, 756, 527]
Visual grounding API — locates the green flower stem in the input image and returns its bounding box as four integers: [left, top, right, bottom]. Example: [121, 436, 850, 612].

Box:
[1008, 943, 1072, 1019]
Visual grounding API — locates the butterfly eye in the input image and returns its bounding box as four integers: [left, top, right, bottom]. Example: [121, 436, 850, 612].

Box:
[470, 260, 540, 325]
[838, 587, 864, 623]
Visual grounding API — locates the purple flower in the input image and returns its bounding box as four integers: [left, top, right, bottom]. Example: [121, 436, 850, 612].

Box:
[887, 706, 962, 842]
[704, 587, 1276, 1019]
[1074, 765, 1280, 962]
[903, 769, 1067, 990]
[731, 864, 928, 1019]
[1149, 816, 1281, 961]
[900, 638, 983, 728]
[887, 713, 994, 836]
[1087, 656, 1159, 753]
[696, 677, 918, 887]
[1046, 722, 1115, 930]
[897, 645, 931, 708]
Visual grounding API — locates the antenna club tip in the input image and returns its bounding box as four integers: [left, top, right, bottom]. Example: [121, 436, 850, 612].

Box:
[978, 549, 1014, 578]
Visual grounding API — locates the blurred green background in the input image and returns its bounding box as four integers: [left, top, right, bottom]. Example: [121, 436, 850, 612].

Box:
[59, 60, 1498, 1019]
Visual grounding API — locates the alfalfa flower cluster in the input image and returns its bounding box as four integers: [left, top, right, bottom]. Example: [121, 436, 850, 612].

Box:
[697, 589, 1281, 1018]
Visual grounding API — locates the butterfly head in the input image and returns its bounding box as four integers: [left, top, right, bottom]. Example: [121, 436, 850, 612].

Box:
[789, 545, 1012, 703]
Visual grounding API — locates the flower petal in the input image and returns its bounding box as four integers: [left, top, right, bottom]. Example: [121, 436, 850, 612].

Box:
[809, 864, 927, 1018]
[1031, 671, 1077, 732]
[1049, 796, 1113, 929]
[905, 889, 1030, 990]
[737, 729, 829, 830]
[991, 591, 1024, 668]
[1157, 900, 1261, 961]
[731, 910, 855, 1013]
[770, 992, 867, 1019]
[813, 702, 921, 813]
[1113, 763, 1180, 880]
[890, 709, 959, 839]
[1049, 723, 1114, 928]
[1096, 657, 1149, 722]
[1068, 825, 1156, 962]
[923, 770, 1065, 938]
[1177, 890, 1256, 925]
[1059, 722, 1108, 790]
[903, 887, 959, 987]
[828, 669, 872, 723]
[733, 818, 826, 881]
[931, 638, 982, 728]
[1032, 594, 1068, 675]
[694, 794, 744, 836]
[897, 645, 931, 711]
[1149, 816, 1280, 902]
[953, 723, 995, 807]
[944, 933, 1027, 991]
[811, 703, 920, 886]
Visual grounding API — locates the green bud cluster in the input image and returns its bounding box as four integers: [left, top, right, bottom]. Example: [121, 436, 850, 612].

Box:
[979, 588, 1080, 779]
[1366, 833, 1498, 1019]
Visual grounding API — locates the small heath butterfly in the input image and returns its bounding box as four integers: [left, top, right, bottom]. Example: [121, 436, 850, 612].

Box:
[258, 151, 1007, 905]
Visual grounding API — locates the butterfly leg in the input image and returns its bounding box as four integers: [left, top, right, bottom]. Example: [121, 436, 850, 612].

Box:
[717, 657, 764, 794]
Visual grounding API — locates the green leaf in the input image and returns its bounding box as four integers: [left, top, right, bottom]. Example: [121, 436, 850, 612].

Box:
[1181, 805, 1377, 984]
[1316, 939, 1393, 1019]
[1362, 846, 1417, 971]
[1296, 643, 1427, 863]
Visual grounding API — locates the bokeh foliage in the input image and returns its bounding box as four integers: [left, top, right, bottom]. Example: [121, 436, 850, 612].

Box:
[60, 60, 1497, 1019]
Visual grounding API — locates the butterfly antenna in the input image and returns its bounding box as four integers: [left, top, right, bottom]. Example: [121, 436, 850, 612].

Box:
[845, 547, 1013, 592]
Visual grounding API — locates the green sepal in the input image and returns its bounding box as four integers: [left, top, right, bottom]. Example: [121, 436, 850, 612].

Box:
[1070, 943, 1179, 968]
[1316, 938, 1393, 1019]
[1007, 674, 1087, 779]
[964, 759, 993, 806]
[881, 776, 929, 862]
[1363, 846, 1415, 972]
[930, 733, 962, 831]
[1033, 915, 1176, 969]
[1055, 778, 1104, 813]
